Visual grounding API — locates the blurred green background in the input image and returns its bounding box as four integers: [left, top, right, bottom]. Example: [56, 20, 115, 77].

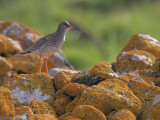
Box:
[0, 0, 160, 70]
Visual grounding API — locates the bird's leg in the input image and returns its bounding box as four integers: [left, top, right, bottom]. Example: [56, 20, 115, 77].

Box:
[44, 57, 48, 74]
[38, 57, 41, 73]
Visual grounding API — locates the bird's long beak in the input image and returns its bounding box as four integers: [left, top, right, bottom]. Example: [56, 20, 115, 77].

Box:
[69, 26, 75, 29]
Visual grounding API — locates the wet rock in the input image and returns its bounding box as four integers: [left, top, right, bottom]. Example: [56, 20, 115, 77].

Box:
[72, 105, 106, 120]
[2, 73, 55, 107]
[0, 86, 15, 119]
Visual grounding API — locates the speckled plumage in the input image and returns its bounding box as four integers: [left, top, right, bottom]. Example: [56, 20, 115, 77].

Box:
[20, 21, 71, 57]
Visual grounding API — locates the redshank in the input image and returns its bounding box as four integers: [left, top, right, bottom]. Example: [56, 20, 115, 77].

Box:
[20, 21, 75, 74]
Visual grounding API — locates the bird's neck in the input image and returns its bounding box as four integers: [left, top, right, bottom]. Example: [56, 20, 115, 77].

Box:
[56, 28, 67, 36]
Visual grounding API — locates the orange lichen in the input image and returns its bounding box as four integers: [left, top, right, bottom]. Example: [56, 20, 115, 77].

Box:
[116, 50, 156, 74]
[76, 82, 142, 117]
[53, 95, 71, 116]
[107, 109, 136, 120]
[0, 56, 12, 84]
[28, 114, 58, 120]
[72, 105, 106, 120]
[122, 34, 160, 58]
[54, 71, 74, 90]
[2, 73, 55, 107]
[61, 116, 82, 120]
[0, 87, 15, 117]
[29, 100, 57, 117]
[7, 54, 39, 74]
[0, 34, 22, 56]
[65, 96, 80, 113]
[58, 112, 72, 120]
[62, 83, 88, 97]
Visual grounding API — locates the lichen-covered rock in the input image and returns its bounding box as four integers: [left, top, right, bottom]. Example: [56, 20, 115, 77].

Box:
[72, 62, 120, 86]
[7, 54, 39, 74]
[76, 79, 142, 117]
[0, 56, 12, 84]
[62, 83, 88, 97]
[60, 116, 81, 120]
[49, 67, 79, 77]
[107, 109, 136, 120]
[28, 114, 58, 120]
[127, 74, 160, 120]
[0, 87, 15, 119]
[2, 73, 55, 107]
[53, 95, 72, 116]
[54, 71, 74, 90]
[72, 105, 106, 120]
[116, 50, 156, 74]
[58, 112, 72, 120]
[0, 21, 42, 50]
[14, 106, 33, 120]
[65, 96, 80, 113]
[29, 100, 57, 117]
[122, 34, 160, 58]
[152, 57, 160, 77]
[0, 34, 22, 57]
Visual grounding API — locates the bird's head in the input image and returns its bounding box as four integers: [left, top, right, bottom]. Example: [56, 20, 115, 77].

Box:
[57, 21, 75, 32]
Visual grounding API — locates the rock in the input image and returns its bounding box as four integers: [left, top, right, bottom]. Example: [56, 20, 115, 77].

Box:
[0, 56, 12, 85]
[0, 86, 15, 119]
[53, 95, 72, 116]
[49, 67, 79, 77]
[29, 100, 57, 117]
[7, 54, 39, 74]
[65, 96, 80, 113]
[58, 112, 72, 120]
[28, 114, 58, 120]
[62, 83, 88, 97]
[0, 21, 42, 50]
[54, 71, 74, 90]
[72, 62, 120, 86]
[76, 79, 142, 117]
[0, 34, 22, 57]
[14, 106, 33, 120]
[152, 57, 160, 77]
[60, 116, 81, 120]
[116, 50, 156, 74]
[107, 109, 136, 120]
[2, 73, 55, 107]
[71, 105, 106, 120]
[122, 34, 160, 58]
[127, 74, 160, 120]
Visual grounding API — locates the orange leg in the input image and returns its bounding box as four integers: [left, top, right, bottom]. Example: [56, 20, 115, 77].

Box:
[44, 57, 48, 74]
[38, 57, 41, 73]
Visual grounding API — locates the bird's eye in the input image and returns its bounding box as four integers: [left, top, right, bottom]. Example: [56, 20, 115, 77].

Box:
[64, 23, 67, 26]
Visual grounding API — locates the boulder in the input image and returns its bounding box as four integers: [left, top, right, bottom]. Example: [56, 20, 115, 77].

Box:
[116, 50, 156, 74]
[62, 83, 88, 97]
[0, 34, 22, 57]
[53, 95, 71, 116]
[127, 75, 160, 120]
[0, 86, 15, 119]
[107, 109, 136, 120]
[122, 34, 160, 58]
[28, 114, 58, 120]
[0, 56, 12, 84]
[72, 62, 121, 86]
[2, 73, 55, 107]
[29, 100, 57, 117]
[14, 106, 33, 120]
[76, 79, 142, 117]
[54, 71, 74, 90]
[72, 105, 106, 120]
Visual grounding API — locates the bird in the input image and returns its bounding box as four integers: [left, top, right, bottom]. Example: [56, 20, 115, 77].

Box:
[20, 21, 75, 74]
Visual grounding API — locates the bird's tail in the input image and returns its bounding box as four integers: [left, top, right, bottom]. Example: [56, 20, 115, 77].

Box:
[19, 50, 31, 55]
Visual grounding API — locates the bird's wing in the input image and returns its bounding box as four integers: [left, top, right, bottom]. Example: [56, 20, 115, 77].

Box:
[21, 33, 56, 54]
